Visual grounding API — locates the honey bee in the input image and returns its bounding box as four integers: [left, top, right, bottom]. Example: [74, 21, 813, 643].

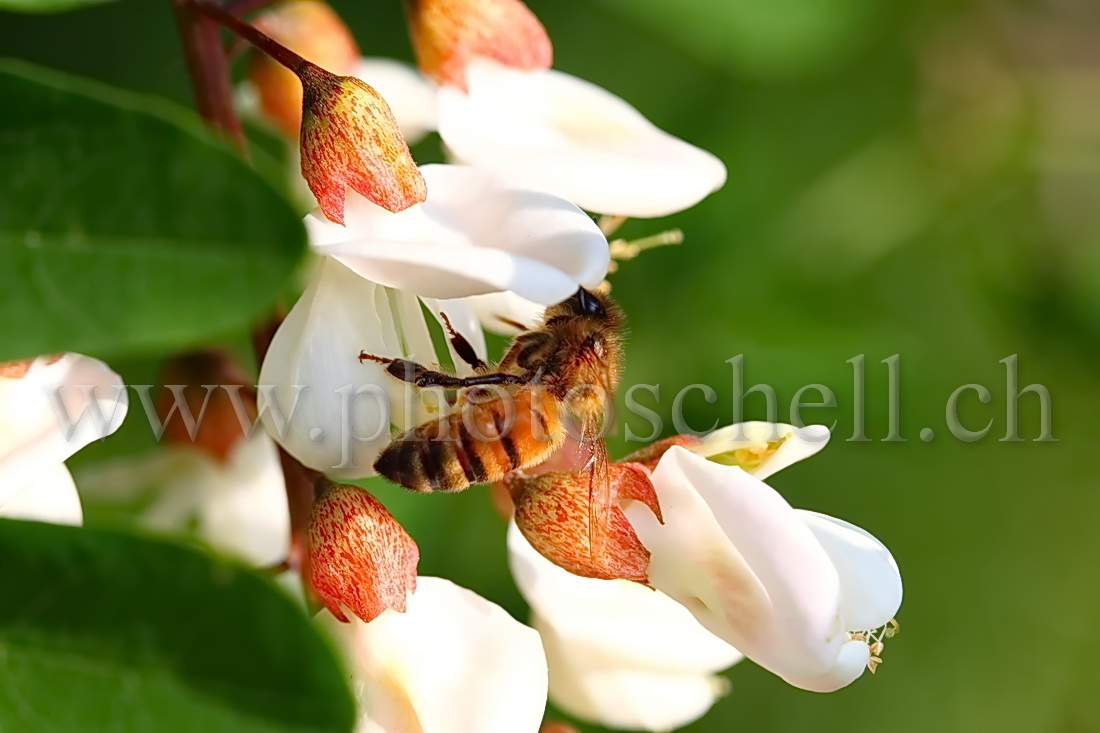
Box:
[359, 287, 624, 546]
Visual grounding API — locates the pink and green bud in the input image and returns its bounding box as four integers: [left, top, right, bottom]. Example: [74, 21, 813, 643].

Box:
[508, 462, 663, 583]
[307, 482, 419, 622]
[405, 0, 552, 89]
[299, 65, 427, 224]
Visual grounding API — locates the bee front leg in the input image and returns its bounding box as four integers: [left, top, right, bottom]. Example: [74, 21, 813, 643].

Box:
[359, 353, 444, 386]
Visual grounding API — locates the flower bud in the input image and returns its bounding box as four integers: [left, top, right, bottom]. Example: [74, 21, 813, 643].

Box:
[405, 0, 552, 89]
[307, 482, 419, 622]
[299, 64, 427, 224]
[249, 0, 361, 137]
[157, 350, 254, 463]
[509, 462, 662, 583]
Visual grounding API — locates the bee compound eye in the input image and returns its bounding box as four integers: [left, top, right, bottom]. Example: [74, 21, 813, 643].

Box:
[573, 287, 603, 316]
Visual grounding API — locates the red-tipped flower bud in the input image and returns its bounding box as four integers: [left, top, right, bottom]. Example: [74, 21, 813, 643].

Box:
[307, 482, 419, 622]
[249, 0, 361, 137]
[405, 0, 552, 89]
[509, 463, 663, 583]
[299, 65, 427, 224]
[157, 350, 255, 463]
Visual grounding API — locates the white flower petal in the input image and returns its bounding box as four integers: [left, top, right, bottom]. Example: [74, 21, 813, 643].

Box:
[437, 60, 727, 217]
[634, 447, 844, 678]
[0, 353, 127, 510]
[780, 639, 871, 693]
[0, 462, 83, 526]
[259, 257, 440, 478]
[697, 421, 831, 480]
[466, 291, 546, 335]
[391, 289, 438, 374]
[317, 576, 548, 733]
[509, 521, 738, 730]
[307, 164, 610, 304]
[351, 58, 438, 144]
[535, 614, 731, 732]
[196, 434, 290, 567]
[77, 437, 289, 566]
[508, 522, 740, 674]
[798, 511, 902, 632]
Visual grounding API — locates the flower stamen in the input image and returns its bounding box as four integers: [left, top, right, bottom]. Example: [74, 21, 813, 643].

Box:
[850, 617, 900, 674]
[606, 228, 684, 274]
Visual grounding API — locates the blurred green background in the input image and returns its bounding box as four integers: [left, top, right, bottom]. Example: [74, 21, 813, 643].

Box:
[5, 0, 1100, 730]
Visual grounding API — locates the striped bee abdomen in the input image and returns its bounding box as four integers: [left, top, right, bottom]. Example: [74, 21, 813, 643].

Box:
[373, 387, 565, 493]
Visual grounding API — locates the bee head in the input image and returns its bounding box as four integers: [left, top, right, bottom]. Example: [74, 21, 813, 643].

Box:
[552, 287, 616, 321]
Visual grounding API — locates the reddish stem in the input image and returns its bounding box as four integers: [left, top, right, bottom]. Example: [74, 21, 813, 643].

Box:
[277, 446, 321, 572]
[170, 0, 247, 149]
[194, 0, 320, 77]
[172, 0, 322, 578]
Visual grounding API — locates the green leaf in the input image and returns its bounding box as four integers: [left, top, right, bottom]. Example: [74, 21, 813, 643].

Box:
[0, 60, 306, 361]
[0, 0, 112, 12]
[0, 519, 355, 732]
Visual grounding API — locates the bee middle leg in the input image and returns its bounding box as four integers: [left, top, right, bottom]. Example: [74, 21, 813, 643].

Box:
[359, 352, 527, 389]
[439, 312, 487, 371]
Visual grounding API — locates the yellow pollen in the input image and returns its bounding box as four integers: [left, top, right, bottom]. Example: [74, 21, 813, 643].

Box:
[709, 436, 789, 471]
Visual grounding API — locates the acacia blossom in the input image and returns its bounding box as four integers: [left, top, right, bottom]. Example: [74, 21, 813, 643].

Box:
[81, 433, 290, 568]
[229, 3, 901, 726]
[401, 0, 726, 218]
[0, 353, 127, 526]
[307, 481, 548, 732]
[259, 164, 609, 477]
[626, 424, 903, 692]
[317, 576, 548, 733]
[508, 522, 741, 731]
[245, 0, 725, 219]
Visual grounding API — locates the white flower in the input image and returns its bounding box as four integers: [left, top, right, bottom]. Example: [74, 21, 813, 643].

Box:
[307, 164, 609, 303]
[260, 164, 610, 476]
[75, 434, 290, 567]
[339, 55, 728, 218]
[508, 522, 740, 731]
[0, 353, 128, 525]
[627, 426, 902, 692]
[436, 60, 727, 218]
[258, 256, 450, 478]
[184, 433, 288, 566]
[316, 576, 548, 733]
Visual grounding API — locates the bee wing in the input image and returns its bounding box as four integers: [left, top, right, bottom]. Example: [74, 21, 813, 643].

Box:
[583, 418, 612, 558]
